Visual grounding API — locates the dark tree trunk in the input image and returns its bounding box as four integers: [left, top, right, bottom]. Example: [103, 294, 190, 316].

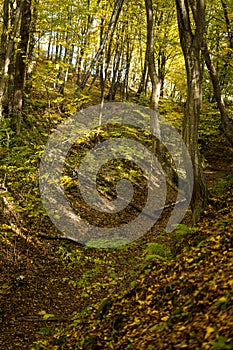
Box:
[202, 40, 233, 146]
[176, 0, 208, 224]
[144, 0, 179, 192]
[221, 0, 233, 49]
[158, 50, 166, 97]
[25, 0, 38, 100]
[100, 8, 123, 100]
[145, 0, 161, 111]
[123, 35, 133, 100]
[0, 0, 22, 122]
[55, 32, 60, 62]
[0, 0, 9, 72]
[107, 47, 122, 101]
[136, 51, 148, 98]
[11, 0, 32, 134]
[78, 0, 124, 91]
[47, 33, 52, 60]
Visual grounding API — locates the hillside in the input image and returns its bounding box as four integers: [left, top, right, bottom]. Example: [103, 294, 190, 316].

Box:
[0, 92, 233, 349]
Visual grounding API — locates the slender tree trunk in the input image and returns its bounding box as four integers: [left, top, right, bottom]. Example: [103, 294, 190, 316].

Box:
[136, 51, 148, 98]
[97, 3, 123, 100]
[136, 30, 148, 98]
[176, 0, 207, 224]
[54, 33, 59, 62]
[0, 0, 22, 122]
[76, 47, 84, 87]
[58, 43, 63, 61]
[144, 0, 161, 167]
[76, 0, 98, 87]
[11, 0, 32, 134]
[202, 40, 233, 145]
[0, 0, 9, 73]
[69, 44, 75, 66]
[57, 31, 70, 96]
[107, 22, 125, 101]
[123, 36, 133, 100]
[78, 0, 124, 91]
[221, 0, 233, 49]
[25, 0, 38, 100]
[47, 32, 52, 60]
[158, 50, 166, 97]
[145, 0, 161, 111]
[107, 48, 121, 101]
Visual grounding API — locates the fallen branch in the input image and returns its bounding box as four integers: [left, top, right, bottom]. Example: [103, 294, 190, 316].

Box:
[16, 316, 70, 322]
[37, 232, 82, 244]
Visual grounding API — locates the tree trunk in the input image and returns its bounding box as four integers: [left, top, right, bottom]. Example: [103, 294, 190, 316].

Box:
[55, 32, 60, 62]
[158, 50, 166, 97]
[136, 51, 148, 98]
[176, 0, 208, 224]
[123, 35, 133, 100]
[202, 40, 233, 146]
[47, 32, 52, 60]
[145, 0, 161, 111]
[221, 0, 233, 49]
[0, 0, 9, 73]
[107, 48, 122, 101]
[56, 31, 70, 96]
[144, 0, 180, 192]
[78, 0, 124, 91]
[11, 0, 32, 134]
[25, 0, 38, 101]
[100, 7, 123, 100]
[107, 22, 125, 101]
[0, 0, 22, 122]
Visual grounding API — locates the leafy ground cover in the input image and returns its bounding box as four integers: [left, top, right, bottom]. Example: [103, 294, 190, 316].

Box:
[27, 175, 233, 350]
[0, 92, 233, 349]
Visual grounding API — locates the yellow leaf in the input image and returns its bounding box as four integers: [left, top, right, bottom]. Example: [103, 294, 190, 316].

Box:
[218, 296, 227, 303]
[43, 313, 54, 320]
[205, 326, 215, 338]
[38, 310, 54, 320]
[38, 310, 46, 316]
[220, 313, 227, 321]
[161, 315, 169, 321]
[183, 306, 189, 312]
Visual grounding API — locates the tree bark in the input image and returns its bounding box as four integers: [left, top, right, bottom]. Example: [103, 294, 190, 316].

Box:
[11, 0, 32, 134]
[176, 0, 208, 224]
[0, 0, 9, 73]
[25, 0, 38, 100]
[107, 23, 125, 101]
[221, 0, 233, 49]
[0, 0, 22, 122]
[202, 40, 233, 146]
[136, 51, 148, 98]
[145, 0, 161, 111]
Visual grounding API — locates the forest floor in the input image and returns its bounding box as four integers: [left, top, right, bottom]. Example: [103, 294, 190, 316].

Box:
[0, 97, 233, 350]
